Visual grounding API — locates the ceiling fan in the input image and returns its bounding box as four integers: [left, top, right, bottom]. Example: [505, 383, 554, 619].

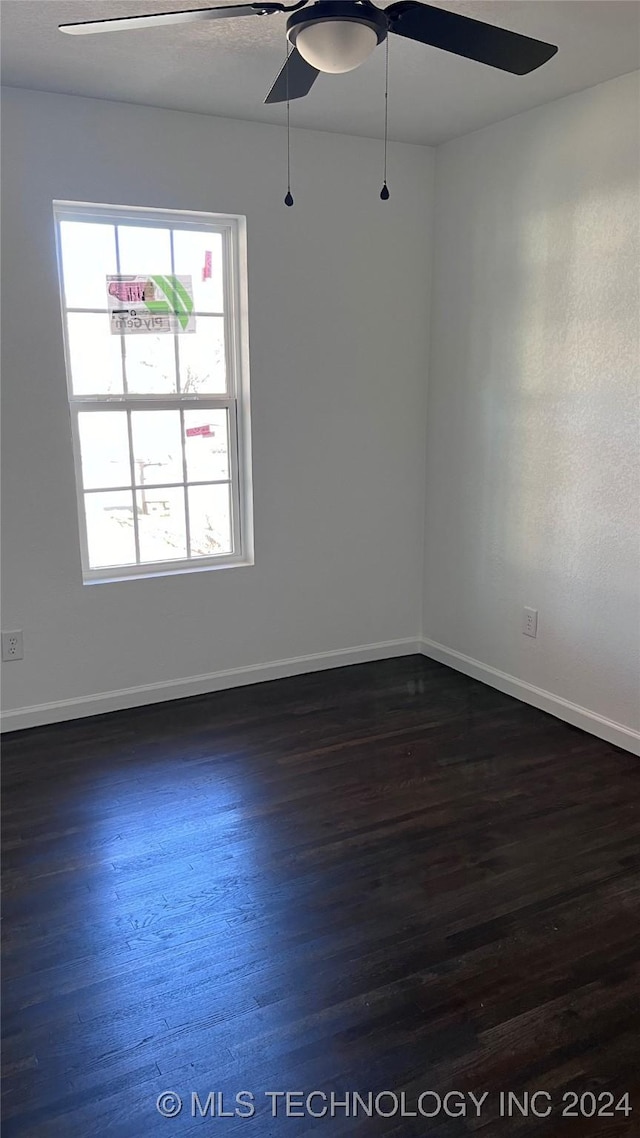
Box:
[59, 2, 558, 105]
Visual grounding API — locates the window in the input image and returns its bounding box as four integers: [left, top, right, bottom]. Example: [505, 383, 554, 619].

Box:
[54, 201, 253, 583]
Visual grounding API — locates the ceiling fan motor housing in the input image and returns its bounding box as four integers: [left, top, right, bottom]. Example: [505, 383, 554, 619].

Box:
[287, 1, 388, 73]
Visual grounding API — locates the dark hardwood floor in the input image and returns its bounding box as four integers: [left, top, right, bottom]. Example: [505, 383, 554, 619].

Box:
[2, 656, 639, 1137]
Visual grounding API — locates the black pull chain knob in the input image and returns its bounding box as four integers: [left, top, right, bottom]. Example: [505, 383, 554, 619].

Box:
[284, 190, 294, 207]
[380, 183, 389, 200]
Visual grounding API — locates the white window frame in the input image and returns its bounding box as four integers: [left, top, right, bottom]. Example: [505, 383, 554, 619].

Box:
[53, 200, 254, 584]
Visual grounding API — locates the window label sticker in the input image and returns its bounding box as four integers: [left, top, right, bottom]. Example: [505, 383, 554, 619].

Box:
[107, 275, 196, 334]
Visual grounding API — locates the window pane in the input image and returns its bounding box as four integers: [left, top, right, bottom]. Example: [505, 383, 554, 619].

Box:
[131, 410, 183, 485]
[136, 488, 186, 562]
[85, 490, 136, 569]
[67, 313, 123, 395]
[78, 412, 131, 490]
[173, 230, 223, 313]
[178, 317, 226, 394]
[189, 484, 232, 557]
[117, 225, 172, 275]
[124, 335, 177, 394]
[184, 410, 229, 482]
[60, 221, 117, 309]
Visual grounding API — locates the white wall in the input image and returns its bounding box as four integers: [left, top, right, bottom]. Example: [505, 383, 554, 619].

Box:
[0, 87, 433, 726]
[422, 72, 640, 747]
[3, 76, 638, 750]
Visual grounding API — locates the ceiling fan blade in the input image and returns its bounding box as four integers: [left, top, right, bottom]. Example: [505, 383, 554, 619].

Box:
[386, 2, 558, 75]
[264, 49, 320, 104]
[59, 3, 287, 36]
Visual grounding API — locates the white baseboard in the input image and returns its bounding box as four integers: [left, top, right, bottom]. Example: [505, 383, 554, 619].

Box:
[5, 636, 637, 756]
[1, 638, 420, 733]
[420, 637, 640, 757]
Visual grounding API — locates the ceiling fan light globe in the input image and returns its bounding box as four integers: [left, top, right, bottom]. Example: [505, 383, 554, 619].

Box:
[295, 20, 378, 74]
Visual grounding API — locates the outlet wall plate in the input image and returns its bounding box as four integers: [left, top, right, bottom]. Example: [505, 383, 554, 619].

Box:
[522, 607, 538, 638]
[1, 631, 24, 661]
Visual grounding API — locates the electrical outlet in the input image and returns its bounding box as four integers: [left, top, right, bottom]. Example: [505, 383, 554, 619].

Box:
[1, 631, 24, 661]
[522, 607, 538, 638]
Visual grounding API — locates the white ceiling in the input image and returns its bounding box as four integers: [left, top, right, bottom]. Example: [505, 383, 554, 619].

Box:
[1, 1, 639, 144]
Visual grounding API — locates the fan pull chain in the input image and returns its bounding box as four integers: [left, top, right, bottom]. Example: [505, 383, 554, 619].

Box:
[380, 34, 390, 200]
[285, 43, 294, 206]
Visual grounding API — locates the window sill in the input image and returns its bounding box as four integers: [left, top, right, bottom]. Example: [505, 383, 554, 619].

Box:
[83, 555, 254, 585]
